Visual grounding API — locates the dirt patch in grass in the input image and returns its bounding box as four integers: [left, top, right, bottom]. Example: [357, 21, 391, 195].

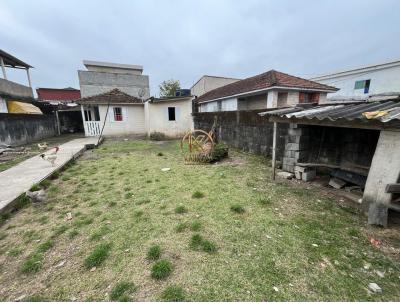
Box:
[0, 140, 399, 301]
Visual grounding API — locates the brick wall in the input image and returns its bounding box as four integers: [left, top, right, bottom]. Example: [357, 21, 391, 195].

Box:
[193, 110, 288, 159]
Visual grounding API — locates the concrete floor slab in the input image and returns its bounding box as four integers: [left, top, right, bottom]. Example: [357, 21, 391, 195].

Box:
[0, 137, 100, 212]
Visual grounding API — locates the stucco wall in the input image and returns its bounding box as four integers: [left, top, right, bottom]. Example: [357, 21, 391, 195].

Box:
[0, 113, 56, 146]
[146, 99, 193, 138]
[313, 65, 400, 100]
[191, 76, 239, 97]
[97, 104, 146, 136]
[78, 70, 150, 99]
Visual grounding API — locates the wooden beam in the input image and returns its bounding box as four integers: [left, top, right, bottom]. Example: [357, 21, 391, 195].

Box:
[271, 122, 277, 180]
[385, 183, 400, 193]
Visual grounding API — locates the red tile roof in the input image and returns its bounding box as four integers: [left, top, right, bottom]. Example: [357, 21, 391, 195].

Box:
[196, 70, 338, 103]
[76, 89, 143, 105]
[36, 87, 81, 102]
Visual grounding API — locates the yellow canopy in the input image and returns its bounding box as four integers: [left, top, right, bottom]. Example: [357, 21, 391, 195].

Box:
[7, 101, 42, 114]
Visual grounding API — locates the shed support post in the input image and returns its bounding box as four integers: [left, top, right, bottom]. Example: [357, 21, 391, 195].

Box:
[26, 68, 32, 88]
[55, 110, 61, 136]
[272, 122, 277, 180]
[0, 57, 7, 80]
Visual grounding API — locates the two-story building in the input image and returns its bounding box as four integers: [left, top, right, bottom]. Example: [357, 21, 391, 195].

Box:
[311, 59, 400, 101]
[195, 70, 338, 112]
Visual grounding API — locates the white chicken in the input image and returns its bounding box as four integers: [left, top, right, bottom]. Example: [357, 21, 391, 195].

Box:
[40, 146, 60, 166]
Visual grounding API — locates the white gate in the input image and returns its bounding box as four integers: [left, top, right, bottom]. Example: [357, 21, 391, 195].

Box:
[84, 121, 101, 136]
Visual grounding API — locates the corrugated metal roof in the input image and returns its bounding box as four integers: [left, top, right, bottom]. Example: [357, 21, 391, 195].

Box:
[259, 99, 400, 123]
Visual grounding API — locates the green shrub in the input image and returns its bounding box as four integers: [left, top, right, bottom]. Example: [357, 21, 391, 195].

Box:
[161, 285, 186, 302]
[192, 191, 204, 199]
[21, 253, 43, 273]
[157, 152, 164, 156]
[175, 222, 188, 233]
[84, 243, 112, 268]
[151, 259, 173, 280]
[37, 240, 54, 253]
[150, 132, 166, 141]
[110, 281, 136, 301]
[175, 206, 188, 214]
[230, 204, 245, 214]
[15, 194, 31, 210]
[40, 179, 51, 189]
[190, 221, 202, 231]
[30, 184, 41, 192]
[147, 245, 162, 261]
[201, 240, 217, 253]
[210, 143, 228, 162]
[51, 171, 60, 179]
[189, 234, 217, 253]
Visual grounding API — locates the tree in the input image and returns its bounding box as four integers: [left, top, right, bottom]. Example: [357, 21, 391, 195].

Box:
[159, 79, 180, 97]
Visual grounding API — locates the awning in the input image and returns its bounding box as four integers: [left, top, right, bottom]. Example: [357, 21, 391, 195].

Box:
[7, 101, 42, 114]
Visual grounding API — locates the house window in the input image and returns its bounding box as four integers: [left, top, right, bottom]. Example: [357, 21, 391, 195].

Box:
[113, 107, 123, 121]
[354, 79, 371, 93]
[168, 107, 176, 121]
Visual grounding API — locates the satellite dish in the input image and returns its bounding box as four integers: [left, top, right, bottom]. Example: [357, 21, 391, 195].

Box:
[138, 88, 145, 98]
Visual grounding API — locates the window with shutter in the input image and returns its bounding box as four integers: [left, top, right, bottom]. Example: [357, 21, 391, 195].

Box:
[113, 107, 123, 121]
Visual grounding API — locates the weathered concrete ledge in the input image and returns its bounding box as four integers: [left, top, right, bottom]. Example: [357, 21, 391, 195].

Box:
[0, 137, 102, 213]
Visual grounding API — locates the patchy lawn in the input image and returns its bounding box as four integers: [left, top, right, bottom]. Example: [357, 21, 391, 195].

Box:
[0, 139, 399, 301]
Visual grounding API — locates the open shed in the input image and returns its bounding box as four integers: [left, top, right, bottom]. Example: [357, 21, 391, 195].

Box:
[260, 98, 400, 227]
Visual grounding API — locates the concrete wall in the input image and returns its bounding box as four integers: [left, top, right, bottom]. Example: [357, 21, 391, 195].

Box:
[0, 78, 33, 99]
[191, 76, 239, 97]
[145, 99, 193, 138]
[0, 113, 57, 146]
[312, 64, 400, 100]
[99, 104, 146, 136]
[193, 110, 288, 158]
[78, 70, 150, 99]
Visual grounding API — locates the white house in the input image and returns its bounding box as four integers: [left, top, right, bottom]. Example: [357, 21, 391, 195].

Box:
[77, 89, 146, 136]
[77, 89, 194, 138]
[145, 96, 194, 138]
[196, 70, 338, 112]
[311, 59, 400, 101]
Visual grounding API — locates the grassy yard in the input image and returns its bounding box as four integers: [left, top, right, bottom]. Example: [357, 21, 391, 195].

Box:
[0, 139, 399, 301]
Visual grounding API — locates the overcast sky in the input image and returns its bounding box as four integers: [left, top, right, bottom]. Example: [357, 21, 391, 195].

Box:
[1, 0, 399, 96]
